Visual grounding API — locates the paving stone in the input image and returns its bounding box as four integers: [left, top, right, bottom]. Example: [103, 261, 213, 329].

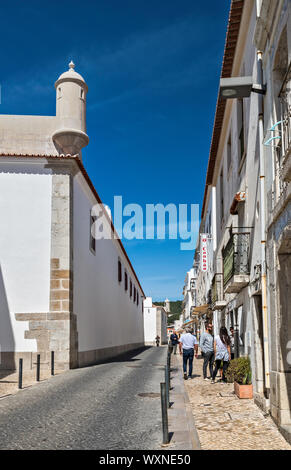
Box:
[182, 356, 291, 450]
[0, 347, 168, 450]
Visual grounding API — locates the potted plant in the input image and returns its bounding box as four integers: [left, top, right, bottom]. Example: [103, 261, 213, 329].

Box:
[226, 357, 253, 399]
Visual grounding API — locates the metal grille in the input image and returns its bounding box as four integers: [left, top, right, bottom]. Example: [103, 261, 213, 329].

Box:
[280, 64, 291, 161]
[222, 233, 250, 287]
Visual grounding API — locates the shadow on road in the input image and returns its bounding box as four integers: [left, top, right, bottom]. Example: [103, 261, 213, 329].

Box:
[96, 346, 154, 366]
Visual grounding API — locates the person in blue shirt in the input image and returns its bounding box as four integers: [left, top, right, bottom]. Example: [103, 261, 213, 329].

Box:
[179, 328, 198, 380]
[170, 330, 179, 354]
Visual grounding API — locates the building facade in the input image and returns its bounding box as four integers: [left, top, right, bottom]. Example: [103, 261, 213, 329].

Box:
[182, 268, 197, 322]
[0, 62, 145, 371]
[185, 0, 291, 442]
[143, 297, 168, 345]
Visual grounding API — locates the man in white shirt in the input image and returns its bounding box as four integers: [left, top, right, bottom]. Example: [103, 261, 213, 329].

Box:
[179, 328, 199, 380]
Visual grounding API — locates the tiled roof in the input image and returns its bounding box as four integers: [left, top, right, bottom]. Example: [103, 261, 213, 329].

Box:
[201, 0, 244, 218]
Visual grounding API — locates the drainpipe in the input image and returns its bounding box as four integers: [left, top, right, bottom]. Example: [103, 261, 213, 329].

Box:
[257, 50, 270, 392]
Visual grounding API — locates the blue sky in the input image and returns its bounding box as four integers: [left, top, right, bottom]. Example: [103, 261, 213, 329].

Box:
[0, 0, 230, 300]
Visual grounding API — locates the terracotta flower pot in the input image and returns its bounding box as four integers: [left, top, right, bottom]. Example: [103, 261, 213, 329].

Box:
[234, 381, 253, 399]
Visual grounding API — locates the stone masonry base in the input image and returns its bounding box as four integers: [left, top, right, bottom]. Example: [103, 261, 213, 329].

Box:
[0, 343, 145, 371]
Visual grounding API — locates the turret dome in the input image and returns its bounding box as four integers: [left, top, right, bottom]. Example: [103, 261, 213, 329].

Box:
[52, 61, 89, 156]
[55, 61, 88, 91]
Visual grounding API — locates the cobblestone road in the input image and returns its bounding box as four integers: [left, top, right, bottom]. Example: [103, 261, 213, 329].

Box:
[184, 356, 291, 450]
[0, 347, 167, 450]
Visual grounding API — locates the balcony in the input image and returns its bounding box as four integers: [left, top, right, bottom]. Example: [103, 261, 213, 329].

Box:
[266, 67, 291, 223]
[211, 273, 227, 310]
[223, 233, 250, 294]
[280, 65, 291, 182]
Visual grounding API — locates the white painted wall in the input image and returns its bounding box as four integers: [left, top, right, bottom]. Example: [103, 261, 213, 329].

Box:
[73, 174, 144, 352]
[159, 307, 168, 344]
[144, 305, 157, 344]
[0, 164, 52, 352]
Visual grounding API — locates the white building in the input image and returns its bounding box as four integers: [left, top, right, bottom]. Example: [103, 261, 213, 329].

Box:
[186, 0, 291, 442]
[182, 268, 196, 322]
[143, 297, 168, 345]
[174, 317, 183, 331]
[0, 62, 145, 371]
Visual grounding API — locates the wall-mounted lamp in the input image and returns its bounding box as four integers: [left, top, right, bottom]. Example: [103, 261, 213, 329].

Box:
[219, 76, 266, 99]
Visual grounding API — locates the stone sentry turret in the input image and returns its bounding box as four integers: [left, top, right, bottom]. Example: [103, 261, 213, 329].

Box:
[52, 61, 89, 157]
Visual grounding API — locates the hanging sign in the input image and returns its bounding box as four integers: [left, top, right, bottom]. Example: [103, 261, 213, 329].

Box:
[200, 234, 208, 272]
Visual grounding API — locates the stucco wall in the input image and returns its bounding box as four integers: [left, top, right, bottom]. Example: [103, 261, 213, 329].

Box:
[143, 307, 157, 344]
[0, 164, 52, 353]
[73, 173, 144, 358]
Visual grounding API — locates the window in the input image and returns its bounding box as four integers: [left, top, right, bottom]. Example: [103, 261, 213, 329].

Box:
[220, 169, 224, 220]
[134, 286, 136, 302]
[227, 134, 232, 172]
[237, 99, 245, 162]
[90, 215, 96, 254]
[124, 271, 128, 291]
[137, 292, 139, 306]
[118, 260, 122, 283]
[130, 280, 132, 298]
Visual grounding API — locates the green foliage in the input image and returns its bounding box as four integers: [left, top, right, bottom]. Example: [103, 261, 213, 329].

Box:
[153, 300, 183, 325]
[153, 300, 182, 314]
[225, 356, 252, 385]
[169, 301, 183, 314]
[167, 312, 181, 325]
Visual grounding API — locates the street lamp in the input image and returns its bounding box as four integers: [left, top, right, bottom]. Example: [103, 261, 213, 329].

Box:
[219, 76, 266, 100]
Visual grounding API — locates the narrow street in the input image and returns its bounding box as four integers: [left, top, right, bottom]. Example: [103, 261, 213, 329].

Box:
[0, 347, 167, 450]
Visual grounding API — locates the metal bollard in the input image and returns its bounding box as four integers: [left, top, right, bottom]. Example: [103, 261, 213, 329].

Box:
[18, 358, 23, 389]
[160, 382, 169, 445]
[36, 354, 40, 382]
[167, 353, 170, 370]
[165, 365, 170, 408]
[51, 351, 54, 376]
[167, 353, 171, 376]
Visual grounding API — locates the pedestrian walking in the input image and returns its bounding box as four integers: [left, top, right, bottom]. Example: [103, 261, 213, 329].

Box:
[179, 328, 198, 380]
[200, 322, 214, 381]
[170, 330, 179, 354]
[212, 327, 231, 383]
[155, 335, 160, 347]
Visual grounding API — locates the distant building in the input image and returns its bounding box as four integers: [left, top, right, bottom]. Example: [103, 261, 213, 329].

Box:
[143, 297, 167, 345]
[182, 268, 197, 323]
[164, 298, 171, 313]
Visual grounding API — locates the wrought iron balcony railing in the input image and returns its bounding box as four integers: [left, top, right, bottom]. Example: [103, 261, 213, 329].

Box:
[211, 273, 224, 306]
[211, 275, 218, 305]
[280, 63, 291, 162]
[222, 233, 250, 287]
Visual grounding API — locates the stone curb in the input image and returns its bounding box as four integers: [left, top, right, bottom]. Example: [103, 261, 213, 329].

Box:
[167, 354, 201, 450]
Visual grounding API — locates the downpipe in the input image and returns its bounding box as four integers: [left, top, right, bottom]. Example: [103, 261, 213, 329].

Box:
[257, 50, 270, 393]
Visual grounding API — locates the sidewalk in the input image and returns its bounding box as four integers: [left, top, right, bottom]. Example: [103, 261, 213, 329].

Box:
[182, 355, 291, 450]
[0, 369, 64, 399]
[167, 353, 201, 450]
